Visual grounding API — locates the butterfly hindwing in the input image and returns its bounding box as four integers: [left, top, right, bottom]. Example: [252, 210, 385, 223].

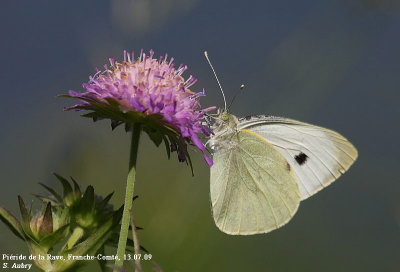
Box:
[238, 116, 358, 200]
[210, 129, 300, 235]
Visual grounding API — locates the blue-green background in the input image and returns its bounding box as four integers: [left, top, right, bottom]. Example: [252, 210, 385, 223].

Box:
[1, 0, 399, 271]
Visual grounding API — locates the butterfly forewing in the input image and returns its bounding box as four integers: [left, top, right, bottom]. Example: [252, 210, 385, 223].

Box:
[238, 116, 358, 200]
[210, 129, 300, 235]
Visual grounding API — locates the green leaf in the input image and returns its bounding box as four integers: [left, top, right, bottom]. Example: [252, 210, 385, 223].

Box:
[0, 205, 25, 240]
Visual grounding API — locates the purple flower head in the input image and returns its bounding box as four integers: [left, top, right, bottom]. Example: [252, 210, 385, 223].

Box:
[63, 50, 215, 167]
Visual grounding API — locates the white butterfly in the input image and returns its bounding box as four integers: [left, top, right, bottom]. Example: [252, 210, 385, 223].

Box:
[204, 52, 358, 235]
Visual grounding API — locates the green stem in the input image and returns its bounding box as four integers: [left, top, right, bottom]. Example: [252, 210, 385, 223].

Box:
[66, 227, 84, 249]
[114, 123, 141, 271]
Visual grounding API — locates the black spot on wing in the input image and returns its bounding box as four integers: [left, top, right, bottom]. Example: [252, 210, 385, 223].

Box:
[294, 152, 308, 165]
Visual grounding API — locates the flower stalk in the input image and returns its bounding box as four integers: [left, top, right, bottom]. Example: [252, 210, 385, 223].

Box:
[65, 226, 84, 249]
[115, 123, 141, 270]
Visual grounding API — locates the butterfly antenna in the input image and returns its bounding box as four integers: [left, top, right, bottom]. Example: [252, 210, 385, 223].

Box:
[228, 84, 245, 110]
[204, 51, 227, 111]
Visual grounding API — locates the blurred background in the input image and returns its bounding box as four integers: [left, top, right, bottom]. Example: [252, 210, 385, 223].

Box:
[1, 0, 399, 271]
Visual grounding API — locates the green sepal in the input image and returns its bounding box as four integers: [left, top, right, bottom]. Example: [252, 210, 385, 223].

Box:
[18, 196, 34, 240]
[38, 202, 53, 237]
[70, 177, 82, 200]
[81, 112, 98, 119]
[52, 206, 123, 271]
[32, 194, 60, 206]
[39, 224, 70, 251]
[55, 205, 70, 229]
[146, 127, 163, 147]
[0, 205, 25, 240]
[61, 94, 196, 172]
[38, 182, 63, 203]
[111, 120, 123, 130]
[185, 150, 194, 177]
[80, 186, 95, 214]
[97, 192, 114, 211]
[53, 173, 75, 206]
[167, 134, 194, 175]
[73, 186, 95, 229]
[125, 122, 132, 132]
[104, 97, 121, 107]
[163, 136, 171, 159]
[1, 175, 133, 272]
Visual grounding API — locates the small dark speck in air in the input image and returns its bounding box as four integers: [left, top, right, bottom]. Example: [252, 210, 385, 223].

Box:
[295, 152, 308, 165]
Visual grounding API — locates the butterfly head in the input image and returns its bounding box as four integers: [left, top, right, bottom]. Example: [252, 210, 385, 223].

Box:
[221, 110, 230, 122]
[211, 109, 239, 131]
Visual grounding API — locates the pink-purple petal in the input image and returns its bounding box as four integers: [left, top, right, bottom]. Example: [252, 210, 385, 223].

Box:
[66, 50, 215, 166]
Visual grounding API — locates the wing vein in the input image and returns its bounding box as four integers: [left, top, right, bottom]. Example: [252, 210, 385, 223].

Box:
[239, 146, 293, 216]
[212, 152, 232, 207]
[238, 154, 279, 228]
[221, 153, 234, 231]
